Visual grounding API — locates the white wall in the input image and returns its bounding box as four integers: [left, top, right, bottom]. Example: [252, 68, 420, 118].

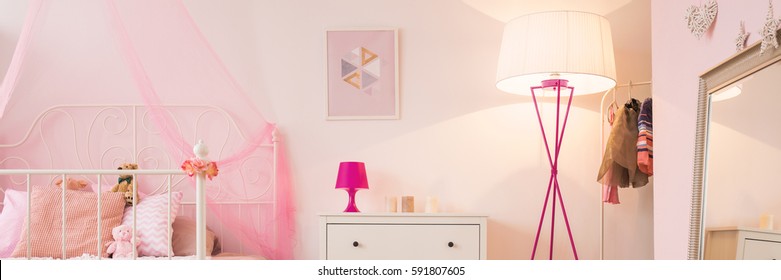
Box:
[0, 0, 654, 259]
[187, 0, 654, 260]
[602, 1, 654, 260]
[651, 0, 774, 259]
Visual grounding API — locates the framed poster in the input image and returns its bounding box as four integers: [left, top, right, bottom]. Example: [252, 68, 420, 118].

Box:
[325, 28, 399, 120]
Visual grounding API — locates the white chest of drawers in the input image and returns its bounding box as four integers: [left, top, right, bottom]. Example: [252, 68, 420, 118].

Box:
[704, 227, 781, 260]
[319, 213, 487, 260]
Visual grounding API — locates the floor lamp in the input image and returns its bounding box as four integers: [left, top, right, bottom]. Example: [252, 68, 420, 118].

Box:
[495, 11, 617, 260]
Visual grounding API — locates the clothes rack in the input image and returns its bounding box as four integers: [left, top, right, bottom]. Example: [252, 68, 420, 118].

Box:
[598, 80, 651, 260]
[615, 81, 652, 88]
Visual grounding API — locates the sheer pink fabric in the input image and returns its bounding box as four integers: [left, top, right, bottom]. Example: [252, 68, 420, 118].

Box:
[0, 0, 294, 259]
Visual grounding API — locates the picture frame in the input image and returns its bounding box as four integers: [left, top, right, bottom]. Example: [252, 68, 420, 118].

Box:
[325, 28, 399, 120]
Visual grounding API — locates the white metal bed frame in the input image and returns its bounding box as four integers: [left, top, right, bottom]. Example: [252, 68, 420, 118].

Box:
[0, 104, 279, 260]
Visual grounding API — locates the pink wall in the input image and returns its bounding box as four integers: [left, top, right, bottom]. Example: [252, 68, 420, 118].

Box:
[651, 0, 773, 259]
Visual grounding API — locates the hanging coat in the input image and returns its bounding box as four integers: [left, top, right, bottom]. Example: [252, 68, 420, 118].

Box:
[597, 99, 649, 188]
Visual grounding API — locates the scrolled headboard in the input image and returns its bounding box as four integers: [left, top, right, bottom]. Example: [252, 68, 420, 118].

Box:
[0, 104, 278, 255]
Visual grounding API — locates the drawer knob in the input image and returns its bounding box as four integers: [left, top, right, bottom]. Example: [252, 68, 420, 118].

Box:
[448, 242, 454, 248]
[353, 241, 359, 247]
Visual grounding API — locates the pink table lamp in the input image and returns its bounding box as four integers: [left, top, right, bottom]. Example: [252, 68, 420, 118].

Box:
[335, 162, 369, 212]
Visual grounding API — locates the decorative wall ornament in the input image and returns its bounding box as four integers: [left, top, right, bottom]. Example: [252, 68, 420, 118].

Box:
[685, 0, 719, 39]
[736, 21, 750, 51]
[759, 0, 781, 55]
[325, 29, 399, 120]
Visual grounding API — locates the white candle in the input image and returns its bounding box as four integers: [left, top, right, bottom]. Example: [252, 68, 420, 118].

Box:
[425, 196, 439, 213]
[385, 196, 398, 213]
[760, 214, 774, 230]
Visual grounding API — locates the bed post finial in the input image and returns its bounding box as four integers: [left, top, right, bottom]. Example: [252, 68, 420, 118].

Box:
[193, 139, 209, 160]
[193, 139, 209, 260]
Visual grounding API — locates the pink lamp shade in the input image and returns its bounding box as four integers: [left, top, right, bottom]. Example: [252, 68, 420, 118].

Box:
[335, 162, 369, 190]
[335, 162, 368, 212]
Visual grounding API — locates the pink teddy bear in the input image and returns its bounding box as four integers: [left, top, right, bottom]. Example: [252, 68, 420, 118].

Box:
[106, 225, 138, 259]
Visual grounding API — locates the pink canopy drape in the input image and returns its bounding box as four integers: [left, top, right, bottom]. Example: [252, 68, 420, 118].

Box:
[0, 0, 294, 259]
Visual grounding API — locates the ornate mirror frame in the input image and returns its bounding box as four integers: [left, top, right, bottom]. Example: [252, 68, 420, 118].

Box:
[688, 31, 781, 260]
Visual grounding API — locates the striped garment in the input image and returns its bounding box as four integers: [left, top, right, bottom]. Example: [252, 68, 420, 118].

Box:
[637, 98, 653, 176]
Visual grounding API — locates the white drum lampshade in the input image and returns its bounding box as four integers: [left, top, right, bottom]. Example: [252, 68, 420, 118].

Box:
[495, 11, 617, 95]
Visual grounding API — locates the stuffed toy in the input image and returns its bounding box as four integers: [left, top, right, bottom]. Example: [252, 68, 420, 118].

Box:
[106, 224, 138, 259]
[54, 178, 88, 190]
[110, 163, 139, 205]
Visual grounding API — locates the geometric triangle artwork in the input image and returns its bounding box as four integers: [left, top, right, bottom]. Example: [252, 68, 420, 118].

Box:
[361, 70, 378, 89]
[341, 47, 381, 92]
[341, 59, 358, 77]
[344, 52, 360, 67]
[343, 72, 361, 89]
[361, 47, 378, 65]
[363, 59, 380, 77]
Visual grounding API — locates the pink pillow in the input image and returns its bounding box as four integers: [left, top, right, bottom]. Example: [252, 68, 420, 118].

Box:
[10, 187, 126, 258]
[0, 189, 27, 257]
[121, 192, 183, 257]
[171, 216, 217, 256]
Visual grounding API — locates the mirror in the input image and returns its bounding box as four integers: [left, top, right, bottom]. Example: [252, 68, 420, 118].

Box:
[689, 33, 781, 259]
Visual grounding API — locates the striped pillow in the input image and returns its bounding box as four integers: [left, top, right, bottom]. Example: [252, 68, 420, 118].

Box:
[121, 192, 183, 257]
[10, 187, 126, 258]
